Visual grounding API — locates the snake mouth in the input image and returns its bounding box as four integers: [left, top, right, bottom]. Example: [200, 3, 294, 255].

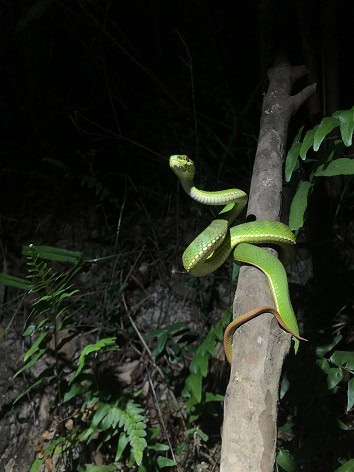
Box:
[169, 155, 195, 180]
[169, 155, 193, 167]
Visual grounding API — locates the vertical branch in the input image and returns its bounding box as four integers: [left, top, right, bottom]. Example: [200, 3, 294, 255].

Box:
[220, 64, 315, 472]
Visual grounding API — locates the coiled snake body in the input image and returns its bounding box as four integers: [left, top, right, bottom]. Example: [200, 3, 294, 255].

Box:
[170, 155, 305, 363]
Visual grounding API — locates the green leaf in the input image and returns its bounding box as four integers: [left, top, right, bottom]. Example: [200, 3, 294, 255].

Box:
[148, 426, 161, 440]
[102, 407, 120, 431]
[231, 261, 240, 283]
[215, 308, 232, 340]
[80, 403, 111, 441]
[123, 400, 147, 465]
[277, 448, 297, 472]
[23, 324, 37, 336]
[189, 356, 199, 375]
[80, 465, 117, 472]
[147, 322, 188, 338]
[147, 442, 169, 451]
[0, 273, 31, 291]
[316, 335, 342, 357]
[334, 459, 354, 472]
[327, 367, 343, 390]
[57, 289, 79, 301]
[203, 331, 217, 356]
[14, 364, 54, 404]
[300, 125, 318, 160]
[14, 349, 47, 377]
[13, 376, 45, 404]
[115, 433, 129, 461]
[184, 373, 202, 403]
[22, 244, 83, 264]
[337, 418, 349, 430]
[347, 378, 354, 412]
[289, 181, 312, 231]
[314, 158, 354, 177]
[205, 392, 224, 402]
[333, 107, 354, 146]
[285, 138, 302, 182]
[286, 126, 304, 181]
[91, 403, 111, 428]
[316, 358, 330, 374]
[30, 457, 45, 472]
[156, 456, 177, 468]
[63, 382, 86, 403]
[24, 332, 48, 362]
[185, 426, 209, 441]
[196, 352, 209, 377]
[279, 422, 294, 433]
[152, 332, 169, 356]
[330, 351, 354, 370]
[313, 117, 339, 151]
[280, 373, 290, 400]
[72, 338, 118, 380]
[131, 440, 146, 466]
[43, 436, 67, 455]
[185, 427, 209, 441]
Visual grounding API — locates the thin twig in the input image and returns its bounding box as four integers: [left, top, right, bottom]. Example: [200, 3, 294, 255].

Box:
[122, 296, 186, 427]
[110, 178, 127, 284]
[175, 29, 199, 162]
[146, 368, 182, 472]
[103, 65, 121, 135]
[126, 312, 153, 358]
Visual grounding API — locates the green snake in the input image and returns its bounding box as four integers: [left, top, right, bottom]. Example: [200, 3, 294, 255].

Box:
[170, 155, 306, 363]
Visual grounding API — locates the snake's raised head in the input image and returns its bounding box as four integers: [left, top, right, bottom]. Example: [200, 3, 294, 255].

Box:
[169, 155, 195, 182]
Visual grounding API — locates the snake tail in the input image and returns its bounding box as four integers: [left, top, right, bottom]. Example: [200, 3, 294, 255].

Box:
[223, 306, 307, 364]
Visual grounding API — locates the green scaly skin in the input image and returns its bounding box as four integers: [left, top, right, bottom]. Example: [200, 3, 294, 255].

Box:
[170, 154, 301, 355]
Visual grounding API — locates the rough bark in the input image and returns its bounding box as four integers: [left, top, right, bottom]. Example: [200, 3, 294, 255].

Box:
[220, 64, 316, 472]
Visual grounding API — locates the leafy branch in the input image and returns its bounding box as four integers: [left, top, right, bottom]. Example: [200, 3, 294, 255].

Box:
[285, 105, 354, 230]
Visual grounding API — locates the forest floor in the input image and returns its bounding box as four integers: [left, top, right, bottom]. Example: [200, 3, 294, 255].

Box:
[0, 173, 237, 471]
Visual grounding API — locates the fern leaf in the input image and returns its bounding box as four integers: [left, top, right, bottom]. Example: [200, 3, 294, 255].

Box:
[14, 349, 47, 378]
[24, 332, 48, 362]
[123, 400, 147, 465]
[72, 338, 118, 380]
[115, 433, 129, 461]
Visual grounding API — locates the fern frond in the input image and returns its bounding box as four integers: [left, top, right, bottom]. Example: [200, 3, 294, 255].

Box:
[26, 247, 58, 294]
[122, 400, 147, 465]
[24, 245, 82, 326]
[81, 400, 147, 466]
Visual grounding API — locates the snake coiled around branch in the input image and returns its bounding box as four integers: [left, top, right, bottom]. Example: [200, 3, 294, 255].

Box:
[170, 154, 306, 363]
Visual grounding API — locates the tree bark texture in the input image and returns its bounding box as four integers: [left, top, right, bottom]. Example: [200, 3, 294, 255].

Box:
[220, 64, 316, 472]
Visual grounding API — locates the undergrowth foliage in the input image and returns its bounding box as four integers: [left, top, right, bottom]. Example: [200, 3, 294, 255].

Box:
[286, 105, 354, 231]
[182, 308, 231, 416]
[13, 244, 84, 405]
[1, 245, 156, 471]
[2, 242, 227, 470]
[148, 308, 231, 421]
[277, 106, 354, 472]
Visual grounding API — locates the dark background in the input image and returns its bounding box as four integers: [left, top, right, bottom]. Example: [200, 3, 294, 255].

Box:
[0, 1, 353, 237]
[0, 1, 353, 470]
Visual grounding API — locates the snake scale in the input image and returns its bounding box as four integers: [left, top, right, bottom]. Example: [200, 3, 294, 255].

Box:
[170, 155, 306, 363]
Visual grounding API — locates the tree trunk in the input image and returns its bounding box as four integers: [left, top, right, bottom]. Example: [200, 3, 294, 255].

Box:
[220, 64, 316, 472]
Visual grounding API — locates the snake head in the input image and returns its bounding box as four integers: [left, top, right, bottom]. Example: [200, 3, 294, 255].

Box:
[169, 155, 195, 181]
